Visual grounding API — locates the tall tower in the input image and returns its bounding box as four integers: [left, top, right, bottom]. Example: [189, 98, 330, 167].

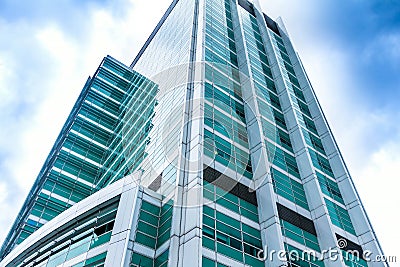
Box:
[0, 0, 386, 266]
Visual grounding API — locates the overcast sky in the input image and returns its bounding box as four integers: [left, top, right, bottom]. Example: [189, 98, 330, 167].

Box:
[0, 0, 399, 262]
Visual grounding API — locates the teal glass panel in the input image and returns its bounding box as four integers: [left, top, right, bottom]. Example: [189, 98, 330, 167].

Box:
[131, 252, 153, 267]
[135, 200, 173, 249]
[342, 250, 368, 267]
[155, 249, 169, 267]
[217, 242, 243, 261]
[271, 167, 309, 210]
[11, 201, 118, 267]
[266, 142, 300, 178]
[202, 257, 215, 267]
[280, 219, 320, 252]
[84, 252, 107, 267]
[308, 148, 334, 177]
[325, 198, 356, 235]
[202, 203, 263, 264]
[284, 243, 325, 267]
[316, 171, 344, 204]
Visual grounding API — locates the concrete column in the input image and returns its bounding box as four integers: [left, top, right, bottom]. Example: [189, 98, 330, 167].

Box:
[256, 13, 343, 267]
[233, 4, 287, 266]
[169, 0, 204, 266]
[104, 174, 140, 267]
[276, 18, 387, 267]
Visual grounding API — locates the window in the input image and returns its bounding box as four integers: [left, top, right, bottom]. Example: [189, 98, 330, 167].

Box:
[325, 198, 356, 235]
[271, 168, 309, 210]
[202, 205, 264, 266]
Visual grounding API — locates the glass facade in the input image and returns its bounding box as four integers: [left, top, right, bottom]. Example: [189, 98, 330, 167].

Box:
[280, 219, 320, 252]
[131, 0, 197, 197]
[202, 204, 264, 267]
[284, 243, 325, 267]
[12, 199, 119, 267]
[130, 199, 172, 267]
[267, 26, 357, 238]
[1, 0, 386, 267]
[94, 64, 158, 188]
[239, 7, 309, 218]
[203, 0, 253, 181]
[0, 56, 154, 256]
[203, 180, 258, 222]
[134, 200, 173, 250]
[342, 250, 368, 267]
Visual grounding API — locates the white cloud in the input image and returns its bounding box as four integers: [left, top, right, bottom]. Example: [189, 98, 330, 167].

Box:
[0, 0, 168, 246]
[364, 32, 400, 65]
[0, 182, 8, 205]
[0, 53, 16, 106]
[354, 140, 400, 260]
[0, 182, 14, 245]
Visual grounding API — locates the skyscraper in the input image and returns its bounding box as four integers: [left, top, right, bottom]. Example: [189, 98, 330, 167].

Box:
[0, 0, 387, 266]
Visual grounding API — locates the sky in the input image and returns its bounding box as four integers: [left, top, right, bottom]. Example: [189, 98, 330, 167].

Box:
[0, 0, 399, 263]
